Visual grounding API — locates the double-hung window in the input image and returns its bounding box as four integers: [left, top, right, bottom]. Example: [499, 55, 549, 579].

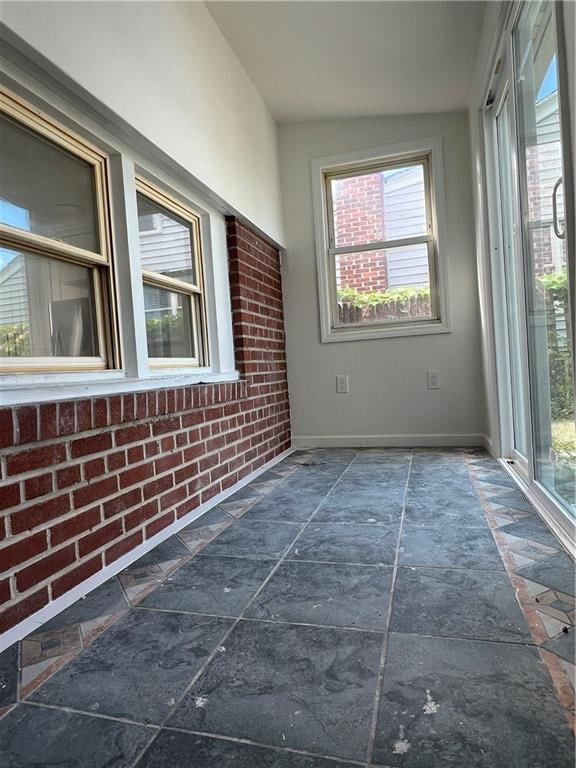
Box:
[136, 178, 207, 368]
[312, 138, 449, 342]
[0, 92, 117, 371]
[0, 88, 217, 398]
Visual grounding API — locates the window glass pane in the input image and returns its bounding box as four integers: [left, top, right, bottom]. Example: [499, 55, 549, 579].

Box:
[330, 163, 427, 248]
[0, 114, 100, 253]
[0, 246, 98, 357]
[137, 194, 196, 285]
[143, 284, 195, 359]
[335, 243, 433, 325]
[496, 96, 528, 458]
[513, 0, 575, 514]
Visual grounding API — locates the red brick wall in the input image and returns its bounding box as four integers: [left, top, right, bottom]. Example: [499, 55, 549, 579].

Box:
[0, 218, 291, 635]
[332, 172, 389, 293]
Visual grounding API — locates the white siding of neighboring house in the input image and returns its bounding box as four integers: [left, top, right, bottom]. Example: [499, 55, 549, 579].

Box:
[383, 167, 429, 289]
[535, 94, 563, 266]
[139, 213, 196, 320]
[139, 215, 194, 279]
[0, 255, 28, 326]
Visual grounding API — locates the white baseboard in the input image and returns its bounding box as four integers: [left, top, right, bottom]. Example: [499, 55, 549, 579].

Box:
[294, 433, 486, 449]
[482, 434, 494, 455]
[0, 446, 295, 652]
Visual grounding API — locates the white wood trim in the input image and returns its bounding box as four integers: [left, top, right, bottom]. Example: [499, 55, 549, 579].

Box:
[319, 321, 450, 343]
[294, 433, 486, 449]
[310, 136, 451, 344]
[0, 446, 295, 652]
[0, 369, 241, 406]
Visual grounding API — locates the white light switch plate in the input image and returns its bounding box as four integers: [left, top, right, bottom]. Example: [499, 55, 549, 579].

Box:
[336, 374, 349, 393]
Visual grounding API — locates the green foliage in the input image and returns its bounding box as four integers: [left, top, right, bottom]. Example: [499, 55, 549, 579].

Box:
[552, 420, 576, 458]
[145, 313, 184, 338]
[538, 272, 574, 421]
[0, 322, 31, 356]
[337, 285, 430, 308]
[537, 271, 569, 297]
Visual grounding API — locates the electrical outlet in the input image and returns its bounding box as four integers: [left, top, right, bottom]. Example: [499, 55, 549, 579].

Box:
[427, 370, 440, 390]
[336, 374, 349, 393]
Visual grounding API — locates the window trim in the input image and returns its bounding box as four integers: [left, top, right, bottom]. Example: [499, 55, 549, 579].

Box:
[0, 72, 238, 404]
[135, 176, 209, 369]
[0, 88, 120, 372]
[311, 136, 451, 343]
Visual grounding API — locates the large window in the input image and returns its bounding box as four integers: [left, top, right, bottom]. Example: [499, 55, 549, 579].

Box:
[312, 139, 448, 342]
[0, 92, 116, 372]
[136, 179, 207, 367]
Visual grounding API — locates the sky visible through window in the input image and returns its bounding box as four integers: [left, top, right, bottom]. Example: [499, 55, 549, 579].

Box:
[0, 199, 30, 267]
[537, 55, 557, 102]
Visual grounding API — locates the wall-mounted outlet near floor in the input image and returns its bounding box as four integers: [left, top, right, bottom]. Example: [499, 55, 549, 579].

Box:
[427, 370, 440, 389]
[336, 374, 349, 393]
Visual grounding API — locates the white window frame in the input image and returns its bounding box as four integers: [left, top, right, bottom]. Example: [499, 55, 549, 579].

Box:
[0, 79, 237, 406]
[0, 90, 120, 373]
[311, 136, 451, 342]
[136, 177, 208, 369]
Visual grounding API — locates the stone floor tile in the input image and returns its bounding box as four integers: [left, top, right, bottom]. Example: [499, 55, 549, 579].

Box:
[137, 729, 358, 767]
[399, 524, 504, 570]
[372, 633, 574, 767]
[167, 619, 383, 761]
[390, 567, 532, 643]
[29, 610, 232, 724]
[140, 555, 275, 617]
[0, 704, 155, 767]
[287, 522, 399, 565]
[199, 520, 302, 560]
[246, 560, 393, 629]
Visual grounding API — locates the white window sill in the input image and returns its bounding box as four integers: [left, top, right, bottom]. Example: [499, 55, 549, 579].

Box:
[322, 320, 451, 343]
[0, 368, 241, 407]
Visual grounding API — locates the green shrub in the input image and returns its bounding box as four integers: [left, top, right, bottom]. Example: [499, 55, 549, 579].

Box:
[0, 322, 31, 356]
[337, 285, 430, 308]
[537, 272, 574, 422]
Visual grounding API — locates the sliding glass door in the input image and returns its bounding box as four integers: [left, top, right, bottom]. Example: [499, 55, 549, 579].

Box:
[486, 0, 575, 526]
[513, 0, 575, 515]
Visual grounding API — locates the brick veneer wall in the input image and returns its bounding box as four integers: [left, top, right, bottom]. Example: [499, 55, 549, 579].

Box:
[332, 172, 389, 293]
[0, 218, 291, 635]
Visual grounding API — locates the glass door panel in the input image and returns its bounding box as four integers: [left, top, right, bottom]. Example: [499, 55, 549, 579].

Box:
[513, 0, 575, 514]
[495, 94, 528, 460]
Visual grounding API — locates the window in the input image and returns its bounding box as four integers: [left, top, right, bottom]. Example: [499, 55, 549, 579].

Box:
[312, 138, 449, 342]
[0, 92, 117, 371]
[0, 86, 235, 402]
[136, 178, 207, 367]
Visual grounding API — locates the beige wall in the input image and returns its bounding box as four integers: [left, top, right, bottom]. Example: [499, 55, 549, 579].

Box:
[279, 111, 486, 446]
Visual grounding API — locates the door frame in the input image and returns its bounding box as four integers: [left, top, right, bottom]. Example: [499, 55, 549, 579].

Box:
[477, 0, 575, 555]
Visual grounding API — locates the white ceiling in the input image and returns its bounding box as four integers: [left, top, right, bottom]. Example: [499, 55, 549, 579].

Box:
[206, 1, 486, 123]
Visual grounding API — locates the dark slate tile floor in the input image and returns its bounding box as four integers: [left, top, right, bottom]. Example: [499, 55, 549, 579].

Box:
[0, 448, 574, 767]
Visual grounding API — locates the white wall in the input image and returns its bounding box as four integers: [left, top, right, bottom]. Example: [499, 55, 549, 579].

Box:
[279, 111, 486, 446]
[0, 1, 284, 245]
